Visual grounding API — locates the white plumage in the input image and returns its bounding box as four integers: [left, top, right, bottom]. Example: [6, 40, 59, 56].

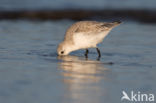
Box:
[57, 21, 121, 57]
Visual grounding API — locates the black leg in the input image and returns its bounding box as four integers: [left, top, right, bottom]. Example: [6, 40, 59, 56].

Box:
[84, 49, 89, 58]
[96, 48, 101, 58]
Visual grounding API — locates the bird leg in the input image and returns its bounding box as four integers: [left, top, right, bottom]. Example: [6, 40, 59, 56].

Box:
[96, 48, 101, 58]
[84, 49, 89, 58]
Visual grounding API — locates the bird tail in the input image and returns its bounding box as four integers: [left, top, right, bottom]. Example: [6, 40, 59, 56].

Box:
[101, 21, 122, 28]
[112, 21, 122, 27]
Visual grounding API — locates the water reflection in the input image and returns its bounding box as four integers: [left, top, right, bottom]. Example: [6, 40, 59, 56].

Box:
[58, 55, 111, 103]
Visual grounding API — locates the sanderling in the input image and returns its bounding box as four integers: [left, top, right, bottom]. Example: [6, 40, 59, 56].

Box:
[57, 21, 121, 57]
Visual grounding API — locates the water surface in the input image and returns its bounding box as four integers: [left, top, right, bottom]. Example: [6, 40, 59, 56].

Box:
[0, 20, 156, 103]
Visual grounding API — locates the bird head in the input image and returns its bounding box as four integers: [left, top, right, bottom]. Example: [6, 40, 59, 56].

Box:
[57, 41, 73, 56]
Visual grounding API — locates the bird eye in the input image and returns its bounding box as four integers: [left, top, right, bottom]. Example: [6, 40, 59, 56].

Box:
[61, 51, 64, 54]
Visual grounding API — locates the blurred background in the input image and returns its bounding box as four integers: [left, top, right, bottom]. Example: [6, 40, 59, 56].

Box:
[0, 0, 156, 103]
[0, 0, 156, 22]
[0, 0, 156, 10]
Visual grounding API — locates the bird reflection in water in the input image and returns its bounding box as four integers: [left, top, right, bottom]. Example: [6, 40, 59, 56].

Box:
[57, 55, 111, 103]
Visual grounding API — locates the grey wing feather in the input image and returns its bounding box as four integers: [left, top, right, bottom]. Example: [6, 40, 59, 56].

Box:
[74, 21, 111, 33]
[64, 21, 120, 41]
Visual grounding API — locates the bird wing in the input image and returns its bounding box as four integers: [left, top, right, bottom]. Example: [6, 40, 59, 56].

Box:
[74, 21, 111, 33]
[64, 21, 116, 42]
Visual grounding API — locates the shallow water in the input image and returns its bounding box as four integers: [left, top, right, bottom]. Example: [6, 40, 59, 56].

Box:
[0, 20, 156, 103]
